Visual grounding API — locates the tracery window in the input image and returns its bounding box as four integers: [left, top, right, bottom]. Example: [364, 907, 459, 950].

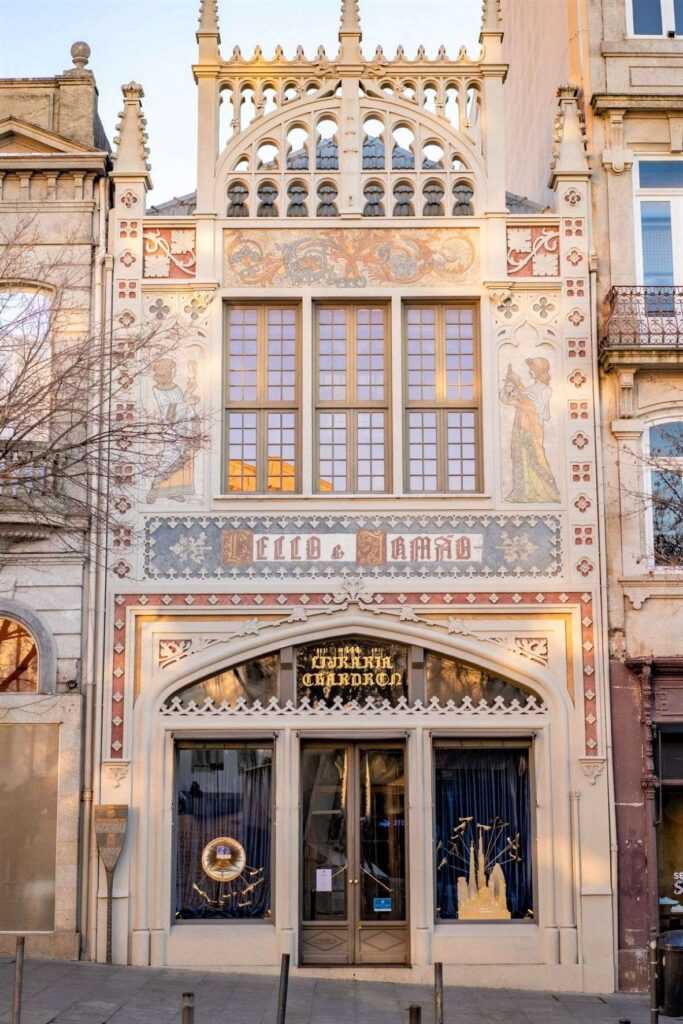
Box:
[648, 422, 683, 567]
[0, 617, 38, 692]
[224, 305, 299, 493]
[404, 304, 479, 493]
[315, 305, 390, 494]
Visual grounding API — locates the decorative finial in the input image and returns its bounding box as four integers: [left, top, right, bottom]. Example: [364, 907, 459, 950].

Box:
[480, 0, 503, 35]
[112, 82, 152, 187]
[197, 0, 220, 60]
[339, 0, 362, 62]
[550, 86, 590, 187]
[70, 41, 91, 69]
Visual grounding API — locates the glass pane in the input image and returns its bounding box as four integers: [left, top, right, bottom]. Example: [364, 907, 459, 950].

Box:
[660, 730, 683, 780]
[446, 411, 478, 493]
[267, 411, 297, 492]
[652, 469, 683, 566]
[356, 411, 385, 493]
[632, 0, 663, 33]
[226, 412, 258, 492]
[301, 747, 348, 921]
[650, 422, 683, 456]
[297, 636, 408, 706]
[641, 201, 674, 287]
[318, 307, 347, 402]
[0, 724, 58, 930]
[426, 653, 540, 707]
[640, 161, 683, 188]
[408, 411, 439, 492]
[356, 307, 386, 401]
[267, 308, 297, 402]
[175, 743, 273, 920]
[434, 747, 534, 921]
[227, 308, 258, 402]
[318, 411, 347, 493]
[658, 787, 683, 928]
[406, 307, 437, 401]
[359, 749, 406, 922]
[0, 617, 38, 692]
[676, 0, 683, 33]
[164, 653, 279, 709]
[444, 308, 475, 401]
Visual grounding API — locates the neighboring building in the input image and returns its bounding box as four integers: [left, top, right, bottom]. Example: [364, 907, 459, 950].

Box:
[83, 0, 616, 991]
[0, 44, 110, 958]
[505, 0, 683, 994]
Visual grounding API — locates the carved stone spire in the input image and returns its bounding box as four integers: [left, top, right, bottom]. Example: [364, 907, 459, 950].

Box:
[197, 0, 220, 60]
[480, 0, 503, 36]
[550, 86, 590, 187]
[338, 0, 362, 62]
[112, 82, 152, 187]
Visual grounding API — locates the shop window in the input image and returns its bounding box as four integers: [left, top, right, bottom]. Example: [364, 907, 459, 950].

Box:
[649, 422, 683, 567]
[163, 653, 279, 710]
[296, 636, 408, 706]
[426, 652, 539, 707]
[404, 304, 479, 493]
[315, 305, 390, 493]
[434, 743, 534, 922]
[174, 742, 273, 921]
[224, 305, 299, 493]
[630, 0, 683, 34]
[658, 728, 683, 929]
[0, 617, 38, 692]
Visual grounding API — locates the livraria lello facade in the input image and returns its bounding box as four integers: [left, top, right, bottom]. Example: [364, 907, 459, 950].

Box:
[1, 0, 623, 992]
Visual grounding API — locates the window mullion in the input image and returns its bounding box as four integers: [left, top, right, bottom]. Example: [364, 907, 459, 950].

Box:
[348, 409, 357, 494]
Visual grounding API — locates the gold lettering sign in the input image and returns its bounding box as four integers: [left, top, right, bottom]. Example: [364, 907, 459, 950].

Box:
[297, 638, 407, 703]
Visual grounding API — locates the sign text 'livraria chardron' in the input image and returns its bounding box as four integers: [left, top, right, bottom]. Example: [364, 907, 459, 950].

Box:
[297, 641, 407, 701]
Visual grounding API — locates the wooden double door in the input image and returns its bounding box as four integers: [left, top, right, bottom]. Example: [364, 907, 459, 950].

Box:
[300, 741, 409, 965]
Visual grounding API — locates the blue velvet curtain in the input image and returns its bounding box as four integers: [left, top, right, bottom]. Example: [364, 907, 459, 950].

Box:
[434, 747, 533, 921]
[175, 745, 273, 920]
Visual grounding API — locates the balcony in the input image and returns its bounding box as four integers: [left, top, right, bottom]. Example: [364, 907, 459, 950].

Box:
[601, 287, 683, 370]
[0, 443, 63, 499]
[0, 443, 77, 549]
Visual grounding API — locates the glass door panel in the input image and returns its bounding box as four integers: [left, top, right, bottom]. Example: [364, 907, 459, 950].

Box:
[301, 746, 348, 921]
[359, 749, 406, 922]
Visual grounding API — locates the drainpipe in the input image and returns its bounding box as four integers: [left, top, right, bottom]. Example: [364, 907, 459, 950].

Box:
[78, 172, 113, 959]
[590, 260, 620, 991]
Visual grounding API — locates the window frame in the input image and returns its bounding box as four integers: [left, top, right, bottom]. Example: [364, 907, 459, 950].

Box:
[223, 301, 301, 495]
[313, 301, 393, 495]
[627, 0, 680, 36]
[431, 738, 538, 926]
[644, 419, 683, 571]
[172, 738, 277, 927]
[634, 158, 683, 288]
[0, 615, 39, 693]
[402, 301, 481, 495]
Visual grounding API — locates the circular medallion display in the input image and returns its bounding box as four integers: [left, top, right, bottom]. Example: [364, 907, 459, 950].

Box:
[201, 836, 247, 883]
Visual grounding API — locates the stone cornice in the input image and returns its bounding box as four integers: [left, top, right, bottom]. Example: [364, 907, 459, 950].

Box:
[593, 94, 683, 114]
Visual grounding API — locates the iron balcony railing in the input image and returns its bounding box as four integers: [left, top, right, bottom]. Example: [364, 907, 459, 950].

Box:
[602, 286, 683, 351]
[0, 443, 62, 498]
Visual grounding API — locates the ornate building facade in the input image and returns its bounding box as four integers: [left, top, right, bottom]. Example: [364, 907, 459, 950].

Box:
[1, 0, 617, 993]
[504, 0, 683, 994]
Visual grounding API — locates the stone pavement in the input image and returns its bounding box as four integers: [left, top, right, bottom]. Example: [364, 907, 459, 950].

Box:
[0, 959, 653, 1024]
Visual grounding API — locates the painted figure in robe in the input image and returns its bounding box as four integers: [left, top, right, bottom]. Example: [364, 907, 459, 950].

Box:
[147, 357, 199, 503]
[500, 357, 560, 503]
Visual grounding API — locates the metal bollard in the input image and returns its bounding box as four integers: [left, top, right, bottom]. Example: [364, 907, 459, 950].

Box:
[434, 962, 444, 1024]
[408, 1006, 421, 1024]
[276, 953, 290, 1024]
[181, 992, 194, 1024]
[11, 936, 25, 1024]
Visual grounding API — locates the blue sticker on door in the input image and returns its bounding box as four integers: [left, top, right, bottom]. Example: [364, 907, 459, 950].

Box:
[373, 897, 392, 913]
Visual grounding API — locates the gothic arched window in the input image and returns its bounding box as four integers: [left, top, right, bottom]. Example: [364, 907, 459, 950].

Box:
[363, 181, 385, 217]
[0, 617, 38, 692]
[227, 181, 249, 217]
[257, 180, 278, 217]
[287, 180, 308, 217]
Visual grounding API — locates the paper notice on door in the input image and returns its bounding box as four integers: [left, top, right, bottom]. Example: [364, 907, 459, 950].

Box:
[315, 868, 333, 892]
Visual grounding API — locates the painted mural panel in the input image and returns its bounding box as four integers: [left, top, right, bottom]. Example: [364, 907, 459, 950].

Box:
[144, 512, 562, 580]
[498, 328, 562, 505]
[223, 228, 479, 288]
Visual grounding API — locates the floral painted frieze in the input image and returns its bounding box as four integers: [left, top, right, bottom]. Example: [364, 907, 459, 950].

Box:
[144, 513, 562, 580]
[224, 228, 478, 288]
[143, 227, 196, 279]
[507, 226, 560, 278]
